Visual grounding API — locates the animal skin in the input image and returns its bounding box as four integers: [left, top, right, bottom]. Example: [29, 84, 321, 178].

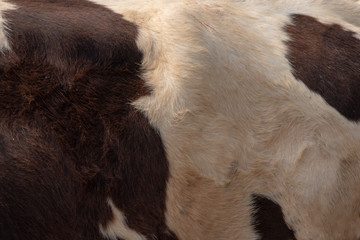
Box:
[1, 0, 360, 240]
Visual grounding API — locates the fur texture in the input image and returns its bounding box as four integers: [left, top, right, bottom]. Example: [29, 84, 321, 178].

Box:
[0, 0, 176, 239]
[0, 0, 15, 51]
[91, 0, 360, 239]
[2, 0, 360, 240]
[286, 14, 360, 121]
[99, 199, 146, 240]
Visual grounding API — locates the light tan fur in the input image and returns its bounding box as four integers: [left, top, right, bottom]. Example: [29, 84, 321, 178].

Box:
[90, 0, 360, 239]
[0, 0, 16, 51]
[99, 199, 147, 240]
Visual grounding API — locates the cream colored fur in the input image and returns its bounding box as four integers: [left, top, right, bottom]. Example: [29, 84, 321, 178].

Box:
[90, 0, 360, 239]
[99, 199, 146, 240]
[0, 0, 15, 51]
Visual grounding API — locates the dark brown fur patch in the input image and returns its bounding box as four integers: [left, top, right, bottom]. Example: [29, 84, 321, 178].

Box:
[285, 14, 360, 121]
[251, 195, 296, 240]
[0, 0, 177, 239]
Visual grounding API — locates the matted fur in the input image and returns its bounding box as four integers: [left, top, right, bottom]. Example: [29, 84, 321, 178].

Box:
[91, 0, 360, 239]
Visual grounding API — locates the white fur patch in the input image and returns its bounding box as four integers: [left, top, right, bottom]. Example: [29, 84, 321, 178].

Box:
[0, 0, 16, 51]
[99, 199, 146, 240]
[90, 0, 360, 239]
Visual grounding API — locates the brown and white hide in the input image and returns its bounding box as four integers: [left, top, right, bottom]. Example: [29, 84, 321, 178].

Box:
[1, 1, 360, 240]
